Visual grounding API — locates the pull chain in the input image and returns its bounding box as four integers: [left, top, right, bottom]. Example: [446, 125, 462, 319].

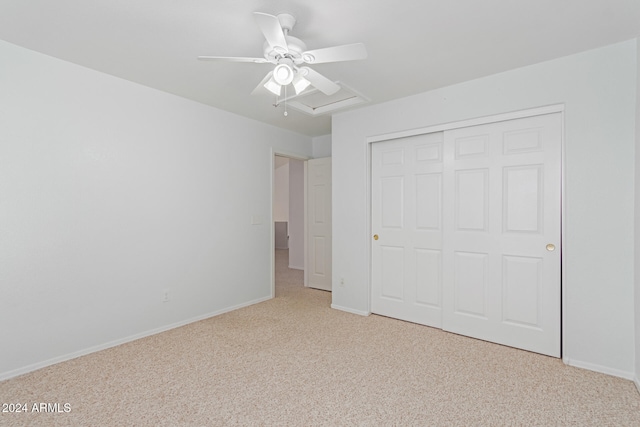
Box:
[284, 85, 288, 117]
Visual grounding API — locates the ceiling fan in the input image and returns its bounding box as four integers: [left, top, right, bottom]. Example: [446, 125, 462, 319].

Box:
[198, 12, 367, 97]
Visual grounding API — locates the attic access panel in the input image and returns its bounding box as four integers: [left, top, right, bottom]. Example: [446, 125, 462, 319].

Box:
[281, 82, 369, 116]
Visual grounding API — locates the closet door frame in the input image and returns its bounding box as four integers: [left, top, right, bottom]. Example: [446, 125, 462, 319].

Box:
[365, 104, 565, 355]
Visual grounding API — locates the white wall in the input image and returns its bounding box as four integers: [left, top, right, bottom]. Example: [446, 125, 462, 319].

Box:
[332, 40, 637, 378]
[288, 159, 305, 269]
[0, 40, 312, 379]
[312, 134, 332, 158]
[273, 160, 289, 222]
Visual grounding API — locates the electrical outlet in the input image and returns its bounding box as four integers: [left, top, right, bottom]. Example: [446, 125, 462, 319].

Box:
[162, 289, 170, 303]
[340, 277, 345, 287]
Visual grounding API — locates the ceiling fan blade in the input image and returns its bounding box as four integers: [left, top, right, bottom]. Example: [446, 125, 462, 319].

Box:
[300, 67, 340, 96]
[197, 56, 268, 63]
[302, 43, 367, 64]
[253, 12, 288, 54]
[251, 71, 275, 95]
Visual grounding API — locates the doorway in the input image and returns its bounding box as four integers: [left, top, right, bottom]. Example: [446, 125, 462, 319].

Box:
[271, 152, 333, 297]
[272, 154, 306, 294]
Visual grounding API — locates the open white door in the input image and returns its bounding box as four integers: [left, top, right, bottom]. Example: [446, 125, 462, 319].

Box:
[307, 158, 332, 291]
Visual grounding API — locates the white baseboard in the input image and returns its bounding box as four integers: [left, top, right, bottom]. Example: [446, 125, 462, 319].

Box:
[0, 295, 272, 382]
[330, 304, 370, 317]
[634, 376, 640, 395]
[288, 264, 304, 270]
[563, 357, 635, 381]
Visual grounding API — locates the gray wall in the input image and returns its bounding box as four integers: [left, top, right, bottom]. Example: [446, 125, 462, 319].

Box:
[312, 134, 332, 158]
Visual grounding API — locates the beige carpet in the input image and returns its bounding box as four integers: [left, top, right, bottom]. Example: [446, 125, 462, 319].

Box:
[1, 249, 639, 426]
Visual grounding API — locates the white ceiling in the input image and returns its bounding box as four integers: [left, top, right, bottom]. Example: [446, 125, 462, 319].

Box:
[1, 0, 639, 137]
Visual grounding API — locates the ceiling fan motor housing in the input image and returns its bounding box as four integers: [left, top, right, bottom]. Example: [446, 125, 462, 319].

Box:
[264, 35, 307, 64]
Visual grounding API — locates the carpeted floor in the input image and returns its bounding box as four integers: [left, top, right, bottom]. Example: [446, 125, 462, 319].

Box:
[1, 249, 639, 426]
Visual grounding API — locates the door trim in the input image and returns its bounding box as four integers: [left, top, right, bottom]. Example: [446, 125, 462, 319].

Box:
[365, 104, 565, 356]
[368, 104, 565, 144]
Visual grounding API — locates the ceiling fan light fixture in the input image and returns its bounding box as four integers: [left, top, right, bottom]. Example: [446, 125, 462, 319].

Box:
[292, 74, 311, 94]
[273, 63, 295, 85]
[264, 77, 282, 96]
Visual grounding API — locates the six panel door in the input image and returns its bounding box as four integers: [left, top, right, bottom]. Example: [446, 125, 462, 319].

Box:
[371, 113, 561, 357]
[371, 132, 445, 328]
[308, 157, 332, 291]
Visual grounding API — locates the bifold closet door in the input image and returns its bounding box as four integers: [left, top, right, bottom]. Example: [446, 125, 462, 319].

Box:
[371, 113, 561, 357]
